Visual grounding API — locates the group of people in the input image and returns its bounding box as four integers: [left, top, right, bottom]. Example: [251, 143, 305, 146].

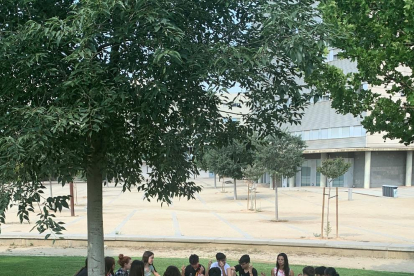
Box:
[74, 251, 339, 276]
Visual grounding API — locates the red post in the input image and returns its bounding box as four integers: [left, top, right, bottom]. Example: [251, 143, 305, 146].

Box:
[70, 181, 75, 217]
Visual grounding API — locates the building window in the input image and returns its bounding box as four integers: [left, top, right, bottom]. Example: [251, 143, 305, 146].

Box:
[331, 127, 341, 139]
[332, 175, 344, 187]
[293, 131, 302, 138]
[310, 130, 319, 140]
[321, 95, 330, 101]
[352, 125, 365, 137]
[319, 128, 328, 139]
[342, 126, 350, 138]
[301, 167, 311, 186]
[302, 131, 310, 141]
[230, 103, 242, 108]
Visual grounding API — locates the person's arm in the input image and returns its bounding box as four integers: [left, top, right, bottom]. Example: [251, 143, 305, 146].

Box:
[181, 265, 186, 276]
[227, 266, 235, 276]
[220, 263, 227, 276]
[153, 271, 161, 276]
[206, 260, 212, 276]
[270, 268, 274, 276]
[289, 270, 294, 276]
[248, 266, 254, 276]
[200, 265, 206, 276]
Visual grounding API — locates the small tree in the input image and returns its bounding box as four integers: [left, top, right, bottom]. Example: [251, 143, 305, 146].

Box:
[317, 158, 351, 237]
[243, 164, 266, 184]
[202, 140, 254, 200]
[256, 133, 306, 220]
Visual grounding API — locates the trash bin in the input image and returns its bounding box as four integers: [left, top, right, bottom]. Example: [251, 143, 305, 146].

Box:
[382, 185, 398, 197]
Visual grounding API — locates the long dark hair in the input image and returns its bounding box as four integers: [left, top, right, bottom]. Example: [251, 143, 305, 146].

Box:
[163, 266, 182, 276]
[324, 267, 339, 276]
[105, 256, 115, 276]
[73, 258, 87, 276]
[275, 253, 290, 276]
[142, 251, 157, 272]
[130, 260, 145, 276]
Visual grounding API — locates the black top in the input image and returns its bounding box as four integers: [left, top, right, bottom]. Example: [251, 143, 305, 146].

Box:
[234, 265, 257, 276]
[75, 267, 88, 276]
[185, 265, 206, 276]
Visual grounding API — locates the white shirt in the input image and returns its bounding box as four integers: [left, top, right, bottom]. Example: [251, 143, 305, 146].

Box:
[210, 262, 230, 276]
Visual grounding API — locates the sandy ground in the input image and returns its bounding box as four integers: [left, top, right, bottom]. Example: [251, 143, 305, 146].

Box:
[1, 177, 414, 273]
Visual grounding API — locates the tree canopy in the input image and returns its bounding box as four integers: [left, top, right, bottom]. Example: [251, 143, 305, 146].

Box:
[255, 133, 306, 180]
[318, 0, 414, 144]
[199, 137, 254, 199]
[317, 158, 351, 182]
[0, 0, 331, 274]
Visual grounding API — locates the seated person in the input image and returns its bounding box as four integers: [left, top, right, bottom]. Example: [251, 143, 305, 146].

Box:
[182, 254, 206, 276]
[298, 266, 314, 276]
[314, 267, 326, 276]
[208, 267, 222, 276]
[323, 267, 339, 276]
[74, 258, 88, 276]
[209, 253, 230, 276]
[227, 255, 257, 276]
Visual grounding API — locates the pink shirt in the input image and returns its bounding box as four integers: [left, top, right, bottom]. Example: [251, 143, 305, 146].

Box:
[274, 268, 288, 276]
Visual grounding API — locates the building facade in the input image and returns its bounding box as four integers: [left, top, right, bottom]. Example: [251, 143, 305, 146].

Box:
[280, 48, 414, 189]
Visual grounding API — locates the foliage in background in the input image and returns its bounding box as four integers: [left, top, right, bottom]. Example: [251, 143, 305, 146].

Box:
[316, 0, 414, 144]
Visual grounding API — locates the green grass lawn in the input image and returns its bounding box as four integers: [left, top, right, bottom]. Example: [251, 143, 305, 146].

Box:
[0, 256, 412, 276]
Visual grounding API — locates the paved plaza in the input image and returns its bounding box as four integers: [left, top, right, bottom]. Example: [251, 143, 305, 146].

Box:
[2, 177, 414, 243]
[1, 177, 414, 273]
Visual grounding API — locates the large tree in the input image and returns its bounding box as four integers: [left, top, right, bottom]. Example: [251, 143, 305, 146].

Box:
[317, 0, 414, 144]
[0, 0, 330, 274]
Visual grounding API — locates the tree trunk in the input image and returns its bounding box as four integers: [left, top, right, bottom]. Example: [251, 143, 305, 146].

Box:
[233, 178, 237, 200]
[326, 180, 332, 237]
[273, 174, 279, 221]
[214, 173, 217, 189]
[87, 137, 105, 276]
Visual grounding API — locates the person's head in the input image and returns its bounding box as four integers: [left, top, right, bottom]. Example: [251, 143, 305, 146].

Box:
[315, 266, 326, 276]
[276, 253, 290, 276]
[189, 254, 200, 270]
[209, 267, 221, 276]
[105, 256, 115, 275]
[302, 266, 315, 276]
[238, 254, 250, 270]
[324, 267, 339, 276]
[130, 260, 145, 276]
[118, 254, 132, 270]
[163, 266, 182, 276]
[142, 251, 155, 265]
[215, 252, 226, 264]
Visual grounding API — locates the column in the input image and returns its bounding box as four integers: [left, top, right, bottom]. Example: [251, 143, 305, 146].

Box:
[364, 151, 371, 189]
[289, 176, 295, 188]
[406, 151, 412, 187]
[320, 153, 327, 188]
